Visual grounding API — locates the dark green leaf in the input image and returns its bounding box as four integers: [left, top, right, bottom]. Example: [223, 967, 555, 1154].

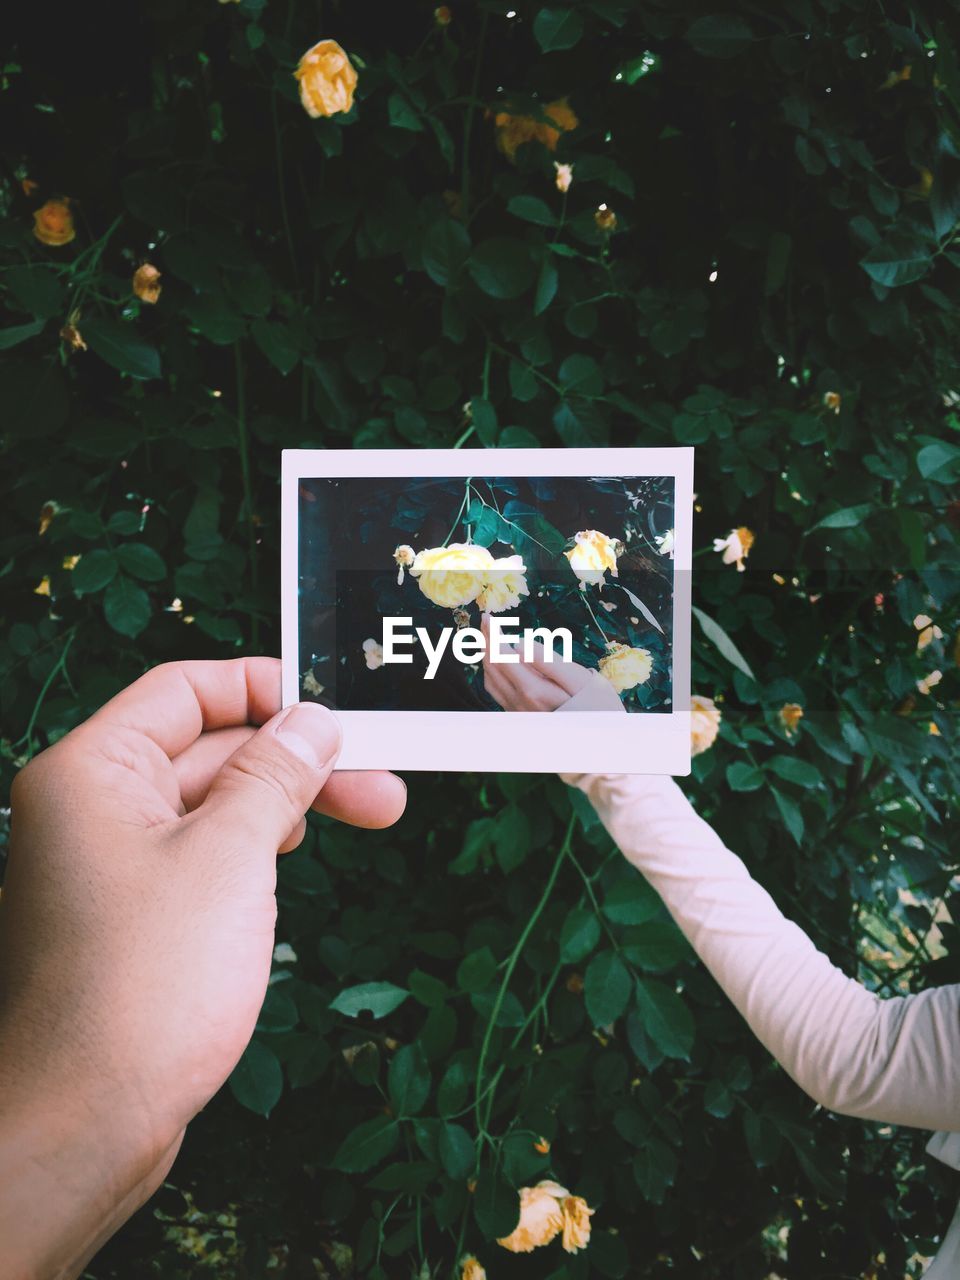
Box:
[692, 606, 756, 680]
[229, 1039, 283, 1117]
[468, 239, 536, 299]
[330, 982, 410, 1019]
[116, 543, 166, 582]
[533, 7, 585, 52]
[72, 549, 118, 595]
[331, 1116, 400, 1172]
[83, 317, 162, 380]
[103, 575, 151, 638]
[634, 979, 695, 1060]
[584, 950, 632, 1026]
[559, 906, 601, 963]
[438, 1122, 475, 1180]
[474, 1169, 520, 1239]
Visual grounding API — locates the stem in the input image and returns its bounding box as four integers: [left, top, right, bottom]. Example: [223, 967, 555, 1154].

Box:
[442, 477, 474, 546]
[473, 814, 575, 1137]
[14, 627, 78, 754]
[460, 10, 490, 220]
[234, 342, 260, 652]
[579, 587, 610, 644]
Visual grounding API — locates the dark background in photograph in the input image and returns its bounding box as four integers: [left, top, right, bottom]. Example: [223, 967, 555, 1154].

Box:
[297, 474, 675, 710]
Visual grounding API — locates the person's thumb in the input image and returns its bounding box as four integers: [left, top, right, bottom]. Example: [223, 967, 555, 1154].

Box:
[191, 702, 342, 854]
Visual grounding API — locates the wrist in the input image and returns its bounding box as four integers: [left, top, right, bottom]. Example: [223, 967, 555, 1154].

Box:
[0, 1030, 174, 1279]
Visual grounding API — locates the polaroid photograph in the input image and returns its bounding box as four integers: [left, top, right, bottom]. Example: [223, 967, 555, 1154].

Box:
[281, 448, 693, 772]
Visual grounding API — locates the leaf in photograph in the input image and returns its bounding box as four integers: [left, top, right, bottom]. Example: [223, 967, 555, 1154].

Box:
[331, 1116, 400, 1172]
[613, 583, 664, 634]
[533, 7, 585, 52]
[83, 317, 162, 380]
[229, 1039, 283, 1117]
[692, 605, 756, 680]
[634, 978, 694, 1060]
[584, 950, 632, 1026]
[329, 982, 410, 1019]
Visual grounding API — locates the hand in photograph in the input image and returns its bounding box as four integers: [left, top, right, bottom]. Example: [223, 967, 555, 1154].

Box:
[0, 657, 406, 1280]
[479, 612, 625, 713]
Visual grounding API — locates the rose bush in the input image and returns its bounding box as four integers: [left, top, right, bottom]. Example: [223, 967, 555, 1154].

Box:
[1, 2, 959, 1278]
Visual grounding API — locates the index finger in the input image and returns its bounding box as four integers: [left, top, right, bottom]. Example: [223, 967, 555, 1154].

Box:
[86, 657, 286, 759]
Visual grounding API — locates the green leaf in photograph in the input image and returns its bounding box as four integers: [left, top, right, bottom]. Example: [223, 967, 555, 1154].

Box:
[533, 7, 585, 52]
[560, 906, 602, 963]
[329, 982, 410, 1019]
[468, 239, 536, 299]
[103, 574, 151, 638]
[686, 14, 754, 58]
[0, 319, 45, 350]
[692, 606, 756, 680]
[860, 235, 933, 288]
[634, 978, 695, 1060]
[83, 317, 162, 380]
[229, 1038, 283, 1117]
[71, 549, 119, 596]
[387, 1044, 431, 1117]
[331, 1116, 400, 1172]
[116, 543, 167, 582]
[474, 1168, 520, 1239]
[584, 949, 632, 1026]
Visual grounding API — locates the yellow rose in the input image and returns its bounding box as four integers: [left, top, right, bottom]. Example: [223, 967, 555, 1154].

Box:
[460, 1257, 486, 1280]
[362, 638, 383, 670]
[410, 543, 495, 609]
[476, 554, 529, 613]
[133, 263, 162, 304]
[778, 702, 804, 735]
[598, 643, 653, 693]
[690, 694, 721, 755]
[712, 526, 754, 573]
[497, 1181, 568, 1253]
[564, 529, 619, 588]
[560, 1195, 595, 1253]
[494, 97, 578, 161]
[914, 614, 943, 651]
[294, 39, 357, 118]
[32, 198, 75, 247]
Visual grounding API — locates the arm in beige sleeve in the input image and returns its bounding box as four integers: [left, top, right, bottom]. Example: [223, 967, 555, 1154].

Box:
[563, 771, 960, 1133]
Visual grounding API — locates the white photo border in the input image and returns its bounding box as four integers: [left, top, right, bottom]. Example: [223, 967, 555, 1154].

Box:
[281, 447, 693, 774]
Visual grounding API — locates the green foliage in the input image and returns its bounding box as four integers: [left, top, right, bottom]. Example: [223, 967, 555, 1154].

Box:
[2, 1, 959, 1278]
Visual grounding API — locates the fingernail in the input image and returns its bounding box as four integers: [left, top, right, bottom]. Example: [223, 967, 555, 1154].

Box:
[275, 703, 341, 769]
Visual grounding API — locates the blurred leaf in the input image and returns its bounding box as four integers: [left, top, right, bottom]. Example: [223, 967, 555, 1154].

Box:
[330, 982, 410, 1019]
[83, 317, 161, 380]
[533, 7, 585, 52]
[229, 1039, 283, 1117]
[331, 1117, 400, 1172]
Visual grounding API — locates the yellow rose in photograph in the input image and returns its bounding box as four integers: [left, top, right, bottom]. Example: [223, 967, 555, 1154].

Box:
[32, 198, 75, 247]
[690, 694, 721, 755]
[598, 642, 653, 693]
[560, 1194, 595, 1253]
[564, 529, 620, 588]
[294, 39, 357, 118]
[476, 554, 529, 613]
[410, 542, 495, 609]
[497, 1181, 568, 1253]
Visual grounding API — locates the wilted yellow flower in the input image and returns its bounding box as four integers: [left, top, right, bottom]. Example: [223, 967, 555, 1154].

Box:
[917, 669, 942, 695]
[914, 614, 943, 651]
[33, 198, 75, 246]
[494, 97, 578, 161]
[476, 554, 529, 613]
[362, 638, 383, 670]
[435, 5, 453, 24]
[60, 322, 87, 352]
[460, 1257, 485, 1280]
[38, 500, 59, 536]
[62, 554, 80, 570]
[713, 526, 754, 573]
[34, 576, 51, 596]
[294, 39, 357, 118]
[594, 203, 617, 233]
[822, 391, 841, 414]
[554, 161, 574, 193]
[599, 642, 653, 693]
[929, 721, 941, 735]
[393, 543, 415, 584]
[560, 1195, 595, 1253]
[564, 529, 619, 589]
[410, 542, 495, 609]
[21, 177, 39, 196]
[690, 694, 721, 755]
[779, 703, 804, 735]
[133, 263, 162, 304]
[879, 63, 912, 89]
[533, 1136, 551, 1155]
[566, 971, 584, 994]
[497, 1181, 568, 1253]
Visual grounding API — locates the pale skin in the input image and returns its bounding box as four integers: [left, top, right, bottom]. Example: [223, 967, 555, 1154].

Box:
[0, 657, 406, 1280]
[479, 612, 625, 712]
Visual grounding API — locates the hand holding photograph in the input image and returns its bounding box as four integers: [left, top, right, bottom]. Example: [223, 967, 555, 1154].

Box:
[282, 447, 693, 771]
